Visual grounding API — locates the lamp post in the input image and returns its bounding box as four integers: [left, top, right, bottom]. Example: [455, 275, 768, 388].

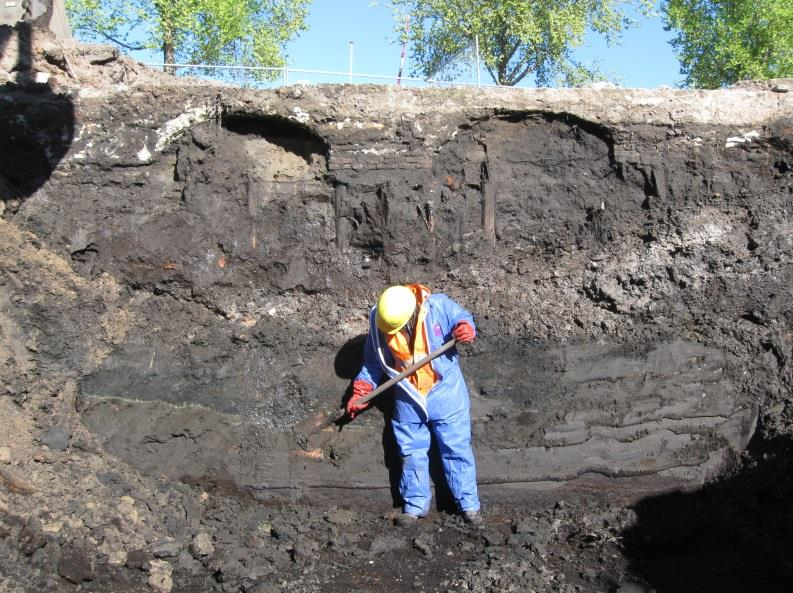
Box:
[348, 41, 354, 83]
[397, 15, 410, 87]
[475, 35, 481, 87]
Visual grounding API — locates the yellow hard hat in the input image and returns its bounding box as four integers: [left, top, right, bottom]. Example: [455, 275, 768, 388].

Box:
[376, 286, 417, 334]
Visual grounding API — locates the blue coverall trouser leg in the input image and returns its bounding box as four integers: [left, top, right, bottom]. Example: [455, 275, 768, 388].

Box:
[392, 408, 480, 516]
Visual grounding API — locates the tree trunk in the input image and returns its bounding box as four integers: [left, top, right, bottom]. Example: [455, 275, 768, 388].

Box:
[163, 38, 175, 75]
[497, 57, 508, 85]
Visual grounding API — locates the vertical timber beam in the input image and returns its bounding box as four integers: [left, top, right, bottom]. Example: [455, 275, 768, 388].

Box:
[481, 162, 496, 247]
[334, 183, 347, 251]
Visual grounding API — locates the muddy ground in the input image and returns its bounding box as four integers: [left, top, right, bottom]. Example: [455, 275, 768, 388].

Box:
[1, 25, 793, 593]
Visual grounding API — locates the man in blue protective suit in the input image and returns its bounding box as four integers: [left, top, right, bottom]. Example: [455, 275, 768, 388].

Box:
[346, 284, 482, 525]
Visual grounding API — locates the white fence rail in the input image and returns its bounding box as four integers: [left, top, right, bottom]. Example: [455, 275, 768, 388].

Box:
[143, 63, 506, 89]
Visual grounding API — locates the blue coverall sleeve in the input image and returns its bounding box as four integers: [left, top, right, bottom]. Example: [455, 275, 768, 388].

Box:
[435, 294, 476, 340]
[355, 310, 385, 388]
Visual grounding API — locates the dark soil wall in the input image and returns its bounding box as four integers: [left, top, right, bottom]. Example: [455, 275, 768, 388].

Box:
[5, 84, 792, 496]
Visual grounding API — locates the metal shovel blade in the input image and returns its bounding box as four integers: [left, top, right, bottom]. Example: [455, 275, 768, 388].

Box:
[293, 406, 344, 442]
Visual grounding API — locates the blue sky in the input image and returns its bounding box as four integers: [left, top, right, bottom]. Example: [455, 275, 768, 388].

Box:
[283, 0, 683, 88]
[123, 0, 683, 89]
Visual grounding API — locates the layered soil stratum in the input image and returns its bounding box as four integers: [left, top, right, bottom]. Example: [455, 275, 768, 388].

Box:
[1, 25, 793, 593]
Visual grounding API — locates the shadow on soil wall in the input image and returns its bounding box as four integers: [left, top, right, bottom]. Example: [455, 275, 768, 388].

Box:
[622, 434, 793, 593]
[0, 22, 74, 206]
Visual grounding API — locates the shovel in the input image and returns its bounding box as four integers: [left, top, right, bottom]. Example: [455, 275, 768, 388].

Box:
[293, 338, 458, 447]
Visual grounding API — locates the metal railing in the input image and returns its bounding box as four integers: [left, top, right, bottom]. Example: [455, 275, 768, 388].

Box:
[143, 63, 508, 90]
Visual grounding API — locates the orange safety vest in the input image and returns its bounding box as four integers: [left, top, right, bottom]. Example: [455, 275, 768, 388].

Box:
[385, 284, 439, 396]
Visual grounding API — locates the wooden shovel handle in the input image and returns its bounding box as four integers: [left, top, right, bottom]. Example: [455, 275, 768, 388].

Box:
[359, 338, 457, 405]
[331, 338, 458, 424]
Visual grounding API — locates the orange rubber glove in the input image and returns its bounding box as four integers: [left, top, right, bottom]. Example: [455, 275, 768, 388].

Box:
[452, 321, 476, 343]
[346, 379, 374, 419]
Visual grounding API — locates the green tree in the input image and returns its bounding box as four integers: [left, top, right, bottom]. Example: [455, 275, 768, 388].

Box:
[389, 0, 652, 86]
[66, 0, 311, 73]
[663, 0, 793, 88]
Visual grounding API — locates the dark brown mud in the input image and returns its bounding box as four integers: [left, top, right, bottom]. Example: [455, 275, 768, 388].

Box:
[2, 31, 793, 593]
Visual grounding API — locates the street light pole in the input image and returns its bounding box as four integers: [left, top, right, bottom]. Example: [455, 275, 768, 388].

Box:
[348, 41, 354, 83]
[397, 15, 410, 87]
[475, 35, 481, 87]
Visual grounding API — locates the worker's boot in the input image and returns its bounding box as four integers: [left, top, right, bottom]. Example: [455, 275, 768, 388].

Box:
[395, 512, 420, 527]
[462, 510, 483, 525]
